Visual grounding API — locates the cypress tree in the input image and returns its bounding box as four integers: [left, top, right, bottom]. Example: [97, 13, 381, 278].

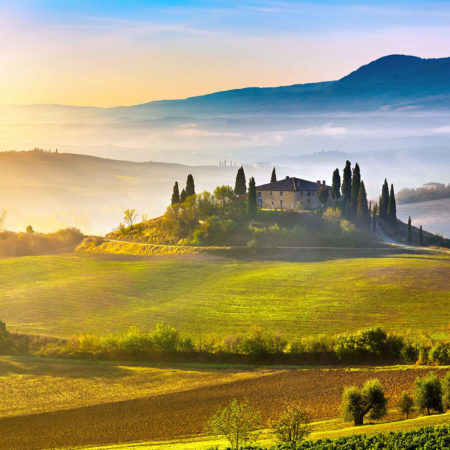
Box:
[270, 167, 277, 183]
[380, 179, 389, 219]
[357, 181, 370, 228]
[171, 181, 180, 204]
[372, 204, 378, 232]
[341, 160, 352, 205]
[419, 225, 423, 245]
[350, 163, 361, 213]
[407, 216, 412, 244]
[234, 166, 247, 196]
[180, 188, 187, 203]
[332, 168, 341, 202]
[387, 183, 397, 226]
[248, 177, 257, 218]
[185, 174, 195, 197]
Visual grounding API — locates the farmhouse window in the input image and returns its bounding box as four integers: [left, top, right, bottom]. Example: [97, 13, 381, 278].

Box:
[257, 199, 262, 207]
[270, 191, 272, 196]
[280, 200, 283, 209]
[307, 191, 311, 196]
[280, 191, 283, 196]
[257, 192, 262, 198]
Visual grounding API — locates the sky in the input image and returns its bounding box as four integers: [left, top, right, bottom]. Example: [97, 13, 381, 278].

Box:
[1, 0, 450, 107]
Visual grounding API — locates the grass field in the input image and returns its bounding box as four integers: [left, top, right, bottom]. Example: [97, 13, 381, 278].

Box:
[0, 251, 449, 339]
[0, 356, 448, 449]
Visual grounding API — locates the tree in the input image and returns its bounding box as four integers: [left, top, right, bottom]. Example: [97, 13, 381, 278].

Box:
[332, 168, 341, 202]
[185, 174, 195, 197]
[357, 181, 370, 228]
[318, 185, 329, 208]
[443, 372, 450, 410]
[372, 204, 378, 232]
[171, 181, 180, 204]
[271, 167, 277, 183]
[180, 188, 187, 203]
[379, 179, 389, 219]
[123, 209, 138, 227]
[248, 177, 257, 218]
[342, 379, 387, 426]
[407, 216, 412, 244]
[26, 225, 34, 233]
[341, 160, 352, 206]
[387, 184, 397, 226]
[273, 402, 311, 446]
[350, 163, 361, 214]
[207, 399, 261, 450]
[419, 225, 423, 246]
[398, 392, 414, 419]
[234, 167, 247, 196]
[415, 373, 443, 415]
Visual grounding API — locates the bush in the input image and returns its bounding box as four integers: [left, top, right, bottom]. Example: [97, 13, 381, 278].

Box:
[442, 372, 450, 410]
[397, 391, 414, 419]
[272, 402, 311, 446]
[429, 342, 450, 365]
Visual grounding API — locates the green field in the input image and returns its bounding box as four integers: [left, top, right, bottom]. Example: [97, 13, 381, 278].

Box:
[0, 251, 448, 339]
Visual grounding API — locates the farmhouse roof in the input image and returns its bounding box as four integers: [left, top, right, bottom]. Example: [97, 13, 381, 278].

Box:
[256, 177, 330, 192]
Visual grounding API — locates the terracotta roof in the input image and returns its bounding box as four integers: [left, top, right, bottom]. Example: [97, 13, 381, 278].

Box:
[256, 177, 331, 191]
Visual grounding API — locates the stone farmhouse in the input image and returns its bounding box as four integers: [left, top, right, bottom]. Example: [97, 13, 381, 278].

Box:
[255, 176, 332, 210]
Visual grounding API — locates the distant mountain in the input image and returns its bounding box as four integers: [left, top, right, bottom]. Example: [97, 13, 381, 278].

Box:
[117, 55, 450, 116]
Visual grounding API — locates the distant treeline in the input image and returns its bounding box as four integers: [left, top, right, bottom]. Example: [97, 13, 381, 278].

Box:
[3, 323, 445, 366]
[397, 185, 450, 204]
[0, 228, 84, 257]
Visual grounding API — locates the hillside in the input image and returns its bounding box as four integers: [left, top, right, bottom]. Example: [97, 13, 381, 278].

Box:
[0, 252, 448, 339]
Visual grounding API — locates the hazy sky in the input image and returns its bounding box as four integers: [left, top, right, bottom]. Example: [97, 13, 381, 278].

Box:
[1, 0, 450, 107]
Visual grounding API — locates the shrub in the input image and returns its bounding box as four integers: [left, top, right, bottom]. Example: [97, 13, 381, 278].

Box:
[415, 373, 444, 415]
[397, 391, 414, 419]
[442, 372, 450, 410]
[207, 399, 261, 450]
[272, 402, 311, 446]
[429, 342, 450, 365]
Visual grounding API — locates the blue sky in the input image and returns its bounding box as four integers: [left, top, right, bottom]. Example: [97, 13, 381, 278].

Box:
[1, 0, 449, 105]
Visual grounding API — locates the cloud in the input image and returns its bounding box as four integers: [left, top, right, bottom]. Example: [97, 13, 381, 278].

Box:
[432, 125, 450, 134]
[174, 123, 242, 138]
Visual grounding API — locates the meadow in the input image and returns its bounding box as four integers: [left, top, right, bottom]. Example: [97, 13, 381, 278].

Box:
[0, 251, 448, 339]
[0, 355, 448, 449]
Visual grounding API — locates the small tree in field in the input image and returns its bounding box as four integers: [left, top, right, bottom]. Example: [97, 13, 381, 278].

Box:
[123, 209, 138, 227]
[415, 373, 443, 415]
[273, 402, 311, 446]
[207, 399, 261, 450]
[398, 391, 414, 419]
[342, 379, 387, 426]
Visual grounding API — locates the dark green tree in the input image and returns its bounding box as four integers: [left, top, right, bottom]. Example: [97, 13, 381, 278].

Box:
[357, 181, 370, 228]
[186, 174, 195, 197]
[342, 379, 387, 426]
[180, 188, 187, 203]
[247, 177, 257, 218]
[379, 179, 389, 219]
[419, 225, 423, 245]
[398, 392, 414, 419]
[318, 185, 329, 207]
[387, 183, 397, 226]
[271, 167, 277, 183]
[350, 163, 361, 214]
[372, 204, 377, 232]
[234, 167, 247, 196]
[415, 373, 443, 415]
[407, 216, 412, 244]
[341, 160, 352, 205]
[171, 181, 180, 204]
[443, 372, 450, 410]
[332, 168, 341, 202]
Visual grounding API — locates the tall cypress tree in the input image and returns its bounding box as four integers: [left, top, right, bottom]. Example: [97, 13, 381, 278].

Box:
[379, 179, 389, 219]
[419, 225, 423, 245]
[372, 204, 378, 232]
[248, 177, 257, 218]
[387, 183, 397, 226]
[234, 167, 247, 196]
[350, 163, 361, 213]
[185, 174, 195, 197]
[332, 168, 341, 202]
[407, 216, 412, 244]
[180, 188, 187, 203]
[357, 181, 370, 228]
[171, 181, 180, 204]
[270, 167, 277, 183]
[342, 160, 352, 205]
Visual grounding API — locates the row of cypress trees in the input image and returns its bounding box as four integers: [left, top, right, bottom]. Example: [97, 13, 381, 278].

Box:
[234, 166, 257, 217]
[171, 174, 195, 204]
[379, 178, 397, 226]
